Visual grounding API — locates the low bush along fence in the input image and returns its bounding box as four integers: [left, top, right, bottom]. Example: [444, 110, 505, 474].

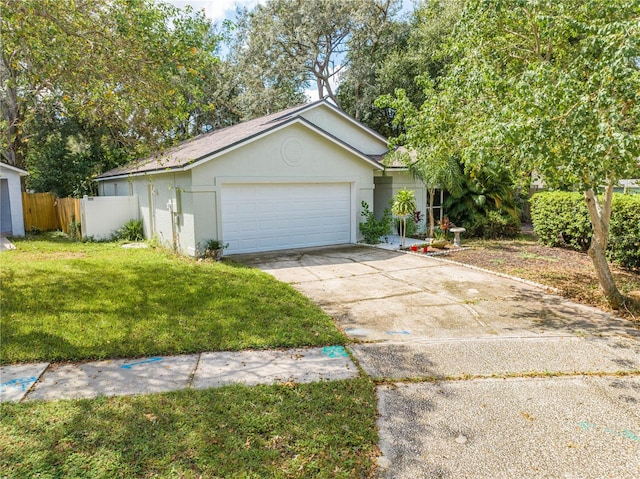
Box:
[530, 191, 640, 270]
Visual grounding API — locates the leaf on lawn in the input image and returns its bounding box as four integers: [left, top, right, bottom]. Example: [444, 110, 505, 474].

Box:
[144, 413, 158, 422]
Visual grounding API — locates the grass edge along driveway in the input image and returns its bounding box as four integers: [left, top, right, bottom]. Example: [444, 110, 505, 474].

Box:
[0, 234, 345, 364]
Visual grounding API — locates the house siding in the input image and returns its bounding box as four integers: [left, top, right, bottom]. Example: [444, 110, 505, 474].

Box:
[0, 164, 27, 237]
[299, 105, 388, 156]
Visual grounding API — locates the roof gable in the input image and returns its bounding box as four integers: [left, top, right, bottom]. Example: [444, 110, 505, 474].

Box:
[97, 99, 387, 180]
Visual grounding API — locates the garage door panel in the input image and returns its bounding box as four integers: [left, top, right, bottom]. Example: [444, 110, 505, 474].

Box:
[222, 183, 352, 254]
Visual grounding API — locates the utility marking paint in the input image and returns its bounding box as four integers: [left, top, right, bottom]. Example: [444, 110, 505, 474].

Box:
[0, 376, 37, 392]
[322, 346, 349, 358]
[121, 357, 163, 369]
[386, 330, 411, 335]
[579, 421, 640, 442]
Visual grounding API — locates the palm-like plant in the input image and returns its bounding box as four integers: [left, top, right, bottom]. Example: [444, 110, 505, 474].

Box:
[409, 154, 463, 238]
[391, 188, 417, 248]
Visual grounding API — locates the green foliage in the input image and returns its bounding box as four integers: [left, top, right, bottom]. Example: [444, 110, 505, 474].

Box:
[359, 201, 391, 244]
[391, 188, 417, 218]
[395, 214, 418, 238]
[530, 192, 592, 251]
[531, 192, 640, 270]
[378, 0, 640, 303]
[391, 188, 417, 247]
[341, 0, 462, 135]
[2, 0, 222, 173]
[200, 238, 229, 260]
[608, 195, 640, 270]
[68, 214, 82, 242]
[113, 219, 144, 242]
[465, 210, 522, 240]
[443, 165, 522, 239]
[0, 237, 344, 364]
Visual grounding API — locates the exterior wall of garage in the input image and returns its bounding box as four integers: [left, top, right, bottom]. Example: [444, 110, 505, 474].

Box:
[100, 172, 195, 255]
[188, 122, 379, 255]
[100, 122, 380, 256]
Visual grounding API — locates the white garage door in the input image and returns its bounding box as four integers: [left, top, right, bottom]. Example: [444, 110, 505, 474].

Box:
[222, 183, 352, 254]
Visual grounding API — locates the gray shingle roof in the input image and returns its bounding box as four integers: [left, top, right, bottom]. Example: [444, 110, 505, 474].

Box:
[97, 100, 384, 179]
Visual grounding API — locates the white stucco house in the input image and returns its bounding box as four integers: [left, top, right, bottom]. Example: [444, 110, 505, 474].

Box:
[96, 99, 431, 255]
[0, 162, 28, 237]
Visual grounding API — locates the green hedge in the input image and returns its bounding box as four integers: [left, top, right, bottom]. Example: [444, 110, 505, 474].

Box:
[608, 195, 640, 270]
[530, 191, 640, 270]
[462, 210, 522, 239]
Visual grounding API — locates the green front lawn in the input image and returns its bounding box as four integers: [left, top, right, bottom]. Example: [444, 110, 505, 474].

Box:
[0, 379, 379, 478]
[0, 234, 344, 364]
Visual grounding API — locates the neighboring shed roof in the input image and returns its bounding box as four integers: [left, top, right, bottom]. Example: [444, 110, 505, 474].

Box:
[0, 162, 29, 176]
[97, 99, 387, 180]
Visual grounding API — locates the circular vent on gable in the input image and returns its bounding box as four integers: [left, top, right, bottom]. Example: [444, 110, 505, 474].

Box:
[281, 137, 304, 167]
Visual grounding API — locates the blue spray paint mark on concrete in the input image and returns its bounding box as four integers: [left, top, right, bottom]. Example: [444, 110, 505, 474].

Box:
[322, 346, 349, 358]
[386, 330, 411, 335]
[0, 376, 37, 392]
[579, 421, 639, 442]
[121, 357, 163, 369]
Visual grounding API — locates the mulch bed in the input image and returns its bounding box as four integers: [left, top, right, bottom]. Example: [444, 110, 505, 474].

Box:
[410, 234, 640, 324]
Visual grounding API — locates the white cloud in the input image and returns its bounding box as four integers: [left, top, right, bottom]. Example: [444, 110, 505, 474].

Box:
[169, 0, 261, 23]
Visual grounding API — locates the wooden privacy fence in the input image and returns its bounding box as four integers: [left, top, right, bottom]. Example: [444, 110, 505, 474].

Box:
[22, 192, 81, 234]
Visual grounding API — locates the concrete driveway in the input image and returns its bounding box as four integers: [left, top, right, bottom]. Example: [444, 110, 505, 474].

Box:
[235, 245, 640, 478]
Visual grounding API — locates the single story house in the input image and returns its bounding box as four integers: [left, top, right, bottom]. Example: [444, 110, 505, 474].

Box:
[96, 99, 436, 255]
[0, 162, 28, 237]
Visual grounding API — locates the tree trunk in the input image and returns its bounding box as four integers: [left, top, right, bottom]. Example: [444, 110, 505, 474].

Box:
[583, 185, 624, 309]
[316, 77, 324, 101]
[428, 187, 435, 238]
[401, 216, 406, 249]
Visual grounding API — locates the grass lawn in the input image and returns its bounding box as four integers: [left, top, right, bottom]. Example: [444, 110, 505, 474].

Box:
[0, 233, 345, 364]
[0, 379, 379, 478]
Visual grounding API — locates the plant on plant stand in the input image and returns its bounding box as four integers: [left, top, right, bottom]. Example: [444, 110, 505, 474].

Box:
[391, 188, 416, 249]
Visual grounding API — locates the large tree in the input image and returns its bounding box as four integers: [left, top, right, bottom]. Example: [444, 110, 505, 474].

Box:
[382, 0, 640, 308]
[1, 0, 221, 171]
[340, 0, 463, 135]
[230, 0, 398, 109]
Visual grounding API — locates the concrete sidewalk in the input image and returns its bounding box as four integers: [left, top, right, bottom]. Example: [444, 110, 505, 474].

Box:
[0, 346, 358, 402]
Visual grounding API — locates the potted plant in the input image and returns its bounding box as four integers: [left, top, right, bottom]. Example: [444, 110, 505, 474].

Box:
[201, 239, 228, 260]
[410, 244, 418, 252]
[423, 245, 429, 253]
[431, 227, 448, 249]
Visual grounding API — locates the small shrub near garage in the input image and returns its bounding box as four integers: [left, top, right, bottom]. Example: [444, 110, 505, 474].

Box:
[530, 191, 640, 270]
[359, 201, 391, 244]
